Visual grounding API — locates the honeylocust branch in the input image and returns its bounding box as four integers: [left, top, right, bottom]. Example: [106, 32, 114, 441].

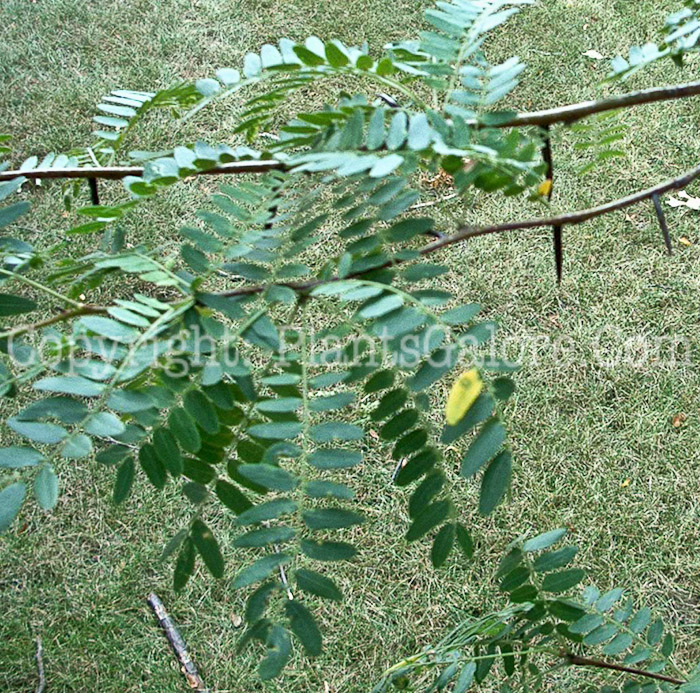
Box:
[2, 80, 700, 184]
[3, 159, 699, 339]
[429, 161, 700, 249]
[565, 653, 684, 686]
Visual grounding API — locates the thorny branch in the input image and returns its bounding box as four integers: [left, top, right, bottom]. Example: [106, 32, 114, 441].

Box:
[3, 161, 699, 339]
[1, 80, 699, 183]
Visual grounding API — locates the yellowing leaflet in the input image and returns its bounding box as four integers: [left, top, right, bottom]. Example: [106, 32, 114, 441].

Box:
[445, 368, 483, 426]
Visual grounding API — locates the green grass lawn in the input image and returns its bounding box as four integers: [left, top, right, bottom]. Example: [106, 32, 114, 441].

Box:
[1, 1, 700, 691]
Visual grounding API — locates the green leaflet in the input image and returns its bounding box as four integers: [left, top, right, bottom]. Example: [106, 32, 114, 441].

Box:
[478, 450, 512, 516]
[0, 293, 36, 316]
[300, 539, 357, 562]
[243, 314, 280, 351]
[541, 568, 586, 594]
[304, 480, 354, 500]
[302, 508, 364, 530]
[0, 201, 30, 228]
[408, 472, 445, 519]
[113, 458, 135, 504]
[34, 464, 58, 510]
[34, 376, 104, 397]
[168, 408, 201, 453]
[174, 538, 195, 592]
[85, 412, 125, 437]
[295, 568, 343, 601]
[234, 526, 295, 548]
[7, 418, 67, 444]
[522, 528, 567, 552]
[310, 423, 363, 443]
[308, 449, 362, 470]
[183, 390, 219, 434]
[285, 599, 322, 656]
[139, 444, 167, 489]
[248, 422, 303, 440]
[237, 498, 298, 525]
[191, 519, 225, 578]
[431, 523, 455, 568]
[152, 428, 183, 476]
[406, 499, 452, 542]
[0, 482, 26, 532]
[460, 418, 506, 478]
[238, 464, 298, 491]
[308, 392, 355, 412]
[215, 480, 252, 514]
[233, 553, 290, 589]
[79, 316, 139, 343]
[0, 447, 43, 468]
[532, 546, 577, 573]
[259, 625, 291, 681]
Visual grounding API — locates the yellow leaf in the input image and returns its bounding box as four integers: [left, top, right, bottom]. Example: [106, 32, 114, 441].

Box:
[679, 236, 693, 247]
[537, 179, 553, 197]
[620, 478, 631, 488]
[445, 368, 483, 426]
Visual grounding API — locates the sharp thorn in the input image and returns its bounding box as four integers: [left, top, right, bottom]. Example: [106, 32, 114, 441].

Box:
[553, 225, 563, 283]
[651, 193, 673, 255]
[88, 177, 100, 206]
[376, 93, 400, 109]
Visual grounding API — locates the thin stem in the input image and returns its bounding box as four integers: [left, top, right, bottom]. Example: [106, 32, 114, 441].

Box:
[0, 160, 286, 182]
[0, 305, 105, 340]
[0, 268, 84, 308]
[147, 593, 210, 692]
[566, 653, 684, 686]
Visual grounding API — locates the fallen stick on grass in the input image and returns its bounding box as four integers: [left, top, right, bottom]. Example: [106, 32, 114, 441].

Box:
[34, 637, 45, 693]
[147, 593, 210, 692]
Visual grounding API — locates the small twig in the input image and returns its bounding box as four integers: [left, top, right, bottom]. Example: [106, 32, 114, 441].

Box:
[279, 562, 294, 601]
[504, 79, 700, 128]
[566, 653, 684, 686]
[147, 593, 210, 692]
[0, 305, 105, 340]
[652, 192, 673, 255]
[34, 637, 45, 693]
[0, 160, 286, 183]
